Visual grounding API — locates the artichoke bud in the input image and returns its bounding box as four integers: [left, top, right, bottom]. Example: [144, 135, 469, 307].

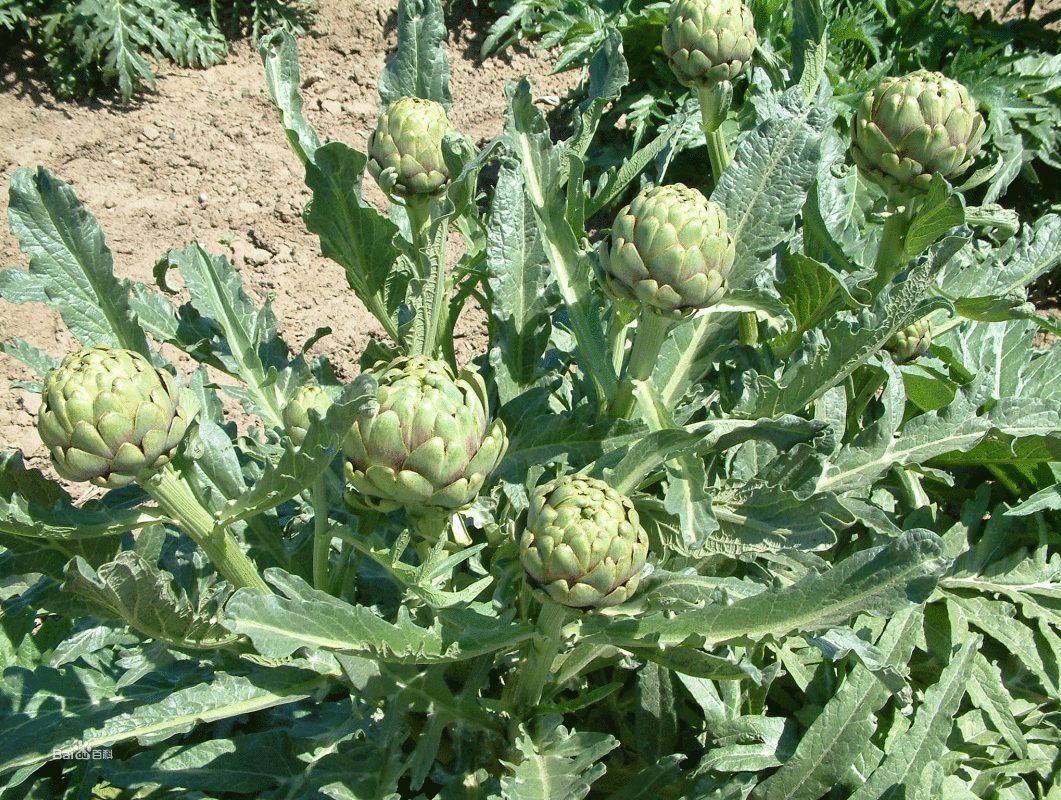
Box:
[283, 384, 334, 446]
[343, 355, 507, 513]
[37, 347, 191, 488]
[884, 318, 932, 364]
[851, 70, 985, 198]
[367, 96, 453, 198]
[601, 183, 735, 320]
[662, 0, 757, 87]
[520, 475, 650, 609]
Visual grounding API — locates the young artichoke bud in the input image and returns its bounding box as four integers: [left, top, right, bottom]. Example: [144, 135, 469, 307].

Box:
[282, 384, 334, 446]
[37, 347, 191, 489]
[367, 96, 453, 198]
[662, 0, 757, 87]
[601, 183, 735, 320]
[851, 70, 985, 198]
[520, 475, 650, 608]
[343, 355, 507, 512]
[884, 318, 932, 364]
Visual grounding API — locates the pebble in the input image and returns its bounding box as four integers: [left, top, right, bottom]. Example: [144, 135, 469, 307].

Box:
[142, 124, 160, 141]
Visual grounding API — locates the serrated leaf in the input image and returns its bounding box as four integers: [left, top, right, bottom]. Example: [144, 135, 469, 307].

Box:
[303, 142, 408, 344]
[1, 166, 152, 356]
[0, 662, 325, 776]
[487, 158, 553, 404]
[750, 608, 921, 800]
[849, 635, 978, 800]
[62, 552, 238, 648]
[259, 29, 323, 165]
[0, 451, 167, 541]
[501, 714, 617, 800]
[98, 731, 301, 794]
[156, 243, 287, 425]
[736, 245, 955, 419]
[583, 530, 946, 648]
[222, 570, 533, 663]
[713, 83, 836, 289]
[378, 0, 451, 108]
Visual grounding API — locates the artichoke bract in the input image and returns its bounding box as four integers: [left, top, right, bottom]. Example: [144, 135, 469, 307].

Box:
[851, 70, 985, 197]
[601, 183, 735, 319]
[662, 0, 757, 87]
[37, 347, 191, 488]
[520, 475, 650, 608]
[885, 318, 932, 364]
[343, 355, 507, 512]
[283, 384, 334, 446]
[367, 96, 453, 198]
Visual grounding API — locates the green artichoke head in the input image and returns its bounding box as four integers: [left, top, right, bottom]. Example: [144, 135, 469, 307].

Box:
[283, 384, 334, 446]
[662, 0, 757, 88]
[520, 475, 650, 609]
[601, 183, 735, 320]
[37, 347, 191, 488]
[884, 318, 932, 364]
[851, 70, 985, 198]
[343, 355, 507, 512]
[367, 96, 453, 198]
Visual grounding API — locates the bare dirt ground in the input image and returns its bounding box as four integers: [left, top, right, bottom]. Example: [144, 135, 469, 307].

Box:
[0, 0, 1057, 479]
[0, 0, 571, 476]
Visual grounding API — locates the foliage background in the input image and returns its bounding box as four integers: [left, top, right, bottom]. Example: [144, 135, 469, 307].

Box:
[0, 0, 575, 476]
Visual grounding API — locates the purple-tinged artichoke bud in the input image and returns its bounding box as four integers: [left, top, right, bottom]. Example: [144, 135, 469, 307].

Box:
[367, 96, 453, 198]
[343, 355, 507, 512]
[851, 70, 984, 198]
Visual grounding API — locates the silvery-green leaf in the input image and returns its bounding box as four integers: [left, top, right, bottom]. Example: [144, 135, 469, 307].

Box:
[749, 608, 921, 800]
[848, 635, 978, 800]
[501, 714, 617, 800]
[222, 570, 532, 663]
[1, 167, 153, 359]
[583, 530, 946, 648]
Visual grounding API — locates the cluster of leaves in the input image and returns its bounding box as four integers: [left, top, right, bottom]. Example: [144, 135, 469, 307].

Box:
[1, 0, 314, 102]
[1, 0, 1061, 797]
[477, 0, 1061, 222]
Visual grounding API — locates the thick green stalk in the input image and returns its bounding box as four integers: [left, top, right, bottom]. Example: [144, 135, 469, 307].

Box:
[311, 476, 331, 592]
[610, 310, 673, 419]
[146, 465, 270, 593]
[406, 195, 449, 360]
[697, 83, 731, 184]
[868, 204, 915, 297]
[515, 599, 568, 711]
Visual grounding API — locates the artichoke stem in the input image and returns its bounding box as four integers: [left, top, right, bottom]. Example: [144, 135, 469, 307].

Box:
[311, 476, 332, 592]
[146, 465, 270, 593]
[515, 599, 568, 710]
[407, 195, 449, 360]
[697, 83, 731, 183]
[611, 311, 673, 419]
[868, 204, 914, 297]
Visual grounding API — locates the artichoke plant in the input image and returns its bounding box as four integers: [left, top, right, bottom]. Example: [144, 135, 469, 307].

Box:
[37, 346, 191, 488]
[367, 96, 453, 198]
[662, 0, 757, 88]
[520, 474, 650, 608]
[601, 183, 735, 320]
[885, 318, 932, 364]
[851, 70, 985, 197]
[283, 384, 334, 446]
[343, 355, 507, 512]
